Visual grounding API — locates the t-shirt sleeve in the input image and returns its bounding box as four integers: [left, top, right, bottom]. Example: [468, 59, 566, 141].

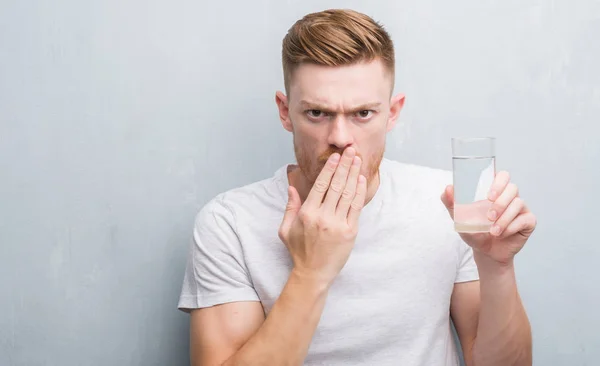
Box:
[455, 237, 480, 283]
[178, 196, 259, 312]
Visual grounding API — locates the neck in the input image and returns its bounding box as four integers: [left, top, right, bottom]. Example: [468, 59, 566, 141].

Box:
[287, 164, 381, 206]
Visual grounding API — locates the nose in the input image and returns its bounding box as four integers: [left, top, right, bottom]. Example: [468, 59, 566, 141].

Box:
[326, 116, 354, 150]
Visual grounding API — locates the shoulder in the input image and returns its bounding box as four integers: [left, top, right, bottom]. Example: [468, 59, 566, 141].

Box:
[194, 165, 288, 229]
[376, 158, 454, 228]
[381, 158, 452, 195]
[380, 158, 470, 260]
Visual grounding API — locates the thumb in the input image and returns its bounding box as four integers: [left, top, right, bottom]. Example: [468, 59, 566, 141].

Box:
[280, 186, 301, 237]
[440, 185, 455, 219]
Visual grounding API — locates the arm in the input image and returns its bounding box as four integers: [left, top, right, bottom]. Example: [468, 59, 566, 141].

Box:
[471, 254, 531, 366]
[191, 271, 329, 366]
[451, 258, 532, 366]
[443, 171, 536, 366]
[190, 302, 264, 366]
[450, 281, 479, 366]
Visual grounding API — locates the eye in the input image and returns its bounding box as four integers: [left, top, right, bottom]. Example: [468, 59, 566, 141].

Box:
[356, 110, 374, 120]
[305, 109, 328, 122]
[307, 110, 323, 118]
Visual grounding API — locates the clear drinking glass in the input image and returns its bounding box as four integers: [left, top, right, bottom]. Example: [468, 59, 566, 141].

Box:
[451, 137, 496, 233]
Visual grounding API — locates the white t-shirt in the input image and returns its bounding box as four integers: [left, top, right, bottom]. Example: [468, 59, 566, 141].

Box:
[178, 158, 479, 366]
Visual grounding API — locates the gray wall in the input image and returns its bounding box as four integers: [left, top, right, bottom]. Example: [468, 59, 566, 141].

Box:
[1, 0, 598, 365]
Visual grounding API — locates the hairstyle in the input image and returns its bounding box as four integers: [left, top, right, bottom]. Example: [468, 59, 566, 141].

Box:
[281, 9, 395, 94]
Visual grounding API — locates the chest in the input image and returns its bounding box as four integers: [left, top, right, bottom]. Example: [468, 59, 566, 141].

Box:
[243, 212, 460, 322]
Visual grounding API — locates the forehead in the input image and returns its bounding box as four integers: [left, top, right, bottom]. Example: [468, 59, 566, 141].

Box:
[288, 59, 392, 106]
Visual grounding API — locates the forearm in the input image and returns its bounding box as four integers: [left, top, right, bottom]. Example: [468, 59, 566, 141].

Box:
[223, 270, 329, 366]
[472, 253, 532, 366]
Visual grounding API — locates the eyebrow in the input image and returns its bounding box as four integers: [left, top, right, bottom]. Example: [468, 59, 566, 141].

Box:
[299, 100, 382, 113]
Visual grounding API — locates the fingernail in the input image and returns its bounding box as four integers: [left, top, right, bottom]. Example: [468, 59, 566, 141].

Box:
[491, 225, 501, 236]
[488, 190, 497, 201]
[488, 209, 497, 221]
[330, 154, 340, 162]
[353, 156, 361, 166]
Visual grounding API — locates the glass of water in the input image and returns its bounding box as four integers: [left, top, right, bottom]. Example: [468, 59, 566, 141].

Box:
[451, 137, 496, 233]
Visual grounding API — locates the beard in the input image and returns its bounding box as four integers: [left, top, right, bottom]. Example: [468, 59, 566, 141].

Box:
[293, 138, 385, 187]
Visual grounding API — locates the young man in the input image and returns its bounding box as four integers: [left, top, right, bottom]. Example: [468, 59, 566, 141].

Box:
[178, 9, 536, 366]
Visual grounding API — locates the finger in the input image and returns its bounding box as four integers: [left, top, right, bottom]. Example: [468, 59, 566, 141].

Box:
[336, 156, 361, 218]
[440, 185, 454, 218]
[490, 197, 525, 236]
[278, 186, 301, 242]
[487, 171, 510, 201]
[304, 153, 340, 209]
[488, 182, 518, 222]
[323, 147, 356, 213]
[497, 211, 537, 239]
[347, 174, 367, 227]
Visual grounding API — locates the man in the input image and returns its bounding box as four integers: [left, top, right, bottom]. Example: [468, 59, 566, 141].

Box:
[178, 9, 536, 366]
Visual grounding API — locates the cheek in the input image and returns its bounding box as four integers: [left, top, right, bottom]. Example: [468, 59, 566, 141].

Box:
[354, 128, 386, 171]
[355, 125, 386, 152]
[295, 124, 328, 149]
[294, 132, 318, 152]
[294, 133, 323, 165]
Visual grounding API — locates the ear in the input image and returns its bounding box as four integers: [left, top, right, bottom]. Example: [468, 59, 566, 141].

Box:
[386, 93, 405, 132]
[275, 91, 293, 132]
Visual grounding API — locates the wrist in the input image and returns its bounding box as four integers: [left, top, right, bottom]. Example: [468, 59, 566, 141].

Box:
[289, 268, 332, 295]
[473, 249, 515, 273]
[473, 250, 515, 277]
